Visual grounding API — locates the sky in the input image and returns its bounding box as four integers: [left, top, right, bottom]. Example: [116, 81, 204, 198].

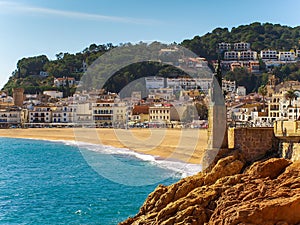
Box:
[0, 0, 300, 88]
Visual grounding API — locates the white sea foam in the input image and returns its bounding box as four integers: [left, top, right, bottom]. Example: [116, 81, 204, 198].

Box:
[54, 139, 202, 178]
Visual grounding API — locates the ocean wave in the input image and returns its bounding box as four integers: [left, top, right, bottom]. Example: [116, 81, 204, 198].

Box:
[54, 139, 202, 178]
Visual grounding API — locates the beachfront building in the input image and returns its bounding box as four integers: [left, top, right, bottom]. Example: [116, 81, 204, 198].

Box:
[92, 100, 114, 127]
[149, 104, 171, 127]
[131, 105, 149, 124]
[28, 106, 52, 124]
[0, 107, 22, 128]
[113, 101, 127, 127]
[52, 105, 76, 124]
[75, 103, 93, 125]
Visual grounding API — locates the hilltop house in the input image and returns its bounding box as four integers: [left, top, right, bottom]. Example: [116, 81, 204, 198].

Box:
[54, 77, 76, 87]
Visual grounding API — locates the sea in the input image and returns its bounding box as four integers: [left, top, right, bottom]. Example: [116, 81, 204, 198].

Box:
[0, 137, 201, 225]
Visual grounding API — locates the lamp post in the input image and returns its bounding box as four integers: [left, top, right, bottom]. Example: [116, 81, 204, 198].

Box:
[296, 103, 298, 120]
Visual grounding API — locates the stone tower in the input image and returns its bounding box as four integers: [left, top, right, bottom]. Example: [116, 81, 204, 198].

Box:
[202, 60, 228, 169]
[13, 88, 24, 107]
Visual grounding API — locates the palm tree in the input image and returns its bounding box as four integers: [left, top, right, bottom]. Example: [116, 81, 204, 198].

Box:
[258, 85, 267, 111]
[285, 89, 297, 107]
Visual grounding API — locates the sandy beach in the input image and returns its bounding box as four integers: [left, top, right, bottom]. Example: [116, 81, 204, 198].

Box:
[0, 128, 208, 164]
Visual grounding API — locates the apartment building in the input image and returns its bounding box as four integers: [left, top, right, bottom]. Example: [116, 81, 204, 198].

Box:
[92, 101, 114, 127]
[224, 51, 239, 61]
[222, 80, 236, 93]
[218, 42, 231, 52]
[249, 61, 260, 73]
[278, 51, 296, 61]
[148, 88, 174, 101]
[52, 105, 76, 123]
[260, 50, 278, 60]
[113, 101, 127, 127]
[28, 106, 52, 123]
[75, 102, 93, 124]
[131, 105, 149, 124]
[239, 50, 258, 61]
[296, 50, 300, 58]
[145, 77, 164, 89]
[149, 104, 171, 126]
[0, 107, 21, 127]
[233, 42, 251, 51]
[54, 77, 76, 87]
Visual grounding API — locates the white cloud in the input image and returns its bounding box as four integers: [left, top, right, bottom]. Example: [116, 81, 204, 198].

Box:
[0, 1, 159, 25]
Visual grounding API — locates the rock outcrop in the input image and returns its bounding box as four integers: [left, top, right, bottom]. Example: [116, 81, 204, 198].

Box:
[120, 151, 300, 225]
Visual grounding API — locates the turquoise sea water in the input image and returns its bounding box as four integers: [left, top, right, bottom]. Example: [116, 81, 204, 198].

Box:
[0, 137, 200, 224]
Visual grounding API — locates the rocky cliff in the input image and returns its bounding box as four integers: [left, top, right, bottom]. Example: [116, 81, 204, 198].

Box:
[120, 150, 300, 225]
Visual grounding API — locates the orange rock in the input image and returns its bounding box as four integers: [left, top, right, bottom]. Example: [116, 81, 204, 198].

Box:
[120, 155, 300, 225]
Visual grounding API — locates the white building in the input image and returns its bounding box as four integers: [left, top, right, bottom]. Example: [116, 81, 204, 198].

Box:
[260, 50, 278, 61]
[296, 50, 300, 58]
[131, 91, 142, 102]
[75, 103, 93, 124]
[166, 78, 197, 91]
[28, 106, 52, 123]
[52, 105, 76, 124]
[92, 101, 114, 127]
[113, 101, 127, 127]
[218, 42, 231, 52]
[196, 78, 212, 93]
[54, 77, 76, 87]
[239, 50, 258, 61]
[39, 71, 49, 77]
[236, 86, 246, 96]
[148, 88, 175, 101]
[0, 108, 21, 127]
[149, 104, 171, 127]
[278, 51, 296, 61]
[43, 91, 63, 99]
[222, 80, 236, 93]
[224, 51, 239, 61]
[145, 77, 164, 89]
[233, 42, 250, 51]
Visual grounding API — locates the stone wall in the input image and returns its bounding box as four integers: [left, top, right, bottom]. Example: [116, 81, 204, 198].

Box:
[228, 127, 277, 162]
[279, 137, 300, 162]
[273, 120, 300, 162]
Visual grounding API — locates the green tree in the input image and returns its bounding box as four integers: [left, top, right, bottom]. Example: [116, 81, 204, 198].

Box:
[258, 85, 268, 110]
[285, 89, 297, 106]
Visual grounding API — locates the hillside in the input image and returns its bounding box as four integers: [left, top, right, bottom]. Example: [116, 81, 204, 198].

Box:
[3, 22, 300, 95]
[181, 22, 300, 60]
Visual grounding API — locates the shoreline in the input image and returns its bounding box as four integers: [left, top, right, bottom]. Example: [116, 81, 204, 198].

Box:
[0, 128, 207, 164]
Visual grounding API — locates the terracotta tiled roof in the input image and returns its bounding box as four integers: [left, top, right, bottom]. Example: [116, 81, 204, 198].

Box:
[132, 105, 149, 115]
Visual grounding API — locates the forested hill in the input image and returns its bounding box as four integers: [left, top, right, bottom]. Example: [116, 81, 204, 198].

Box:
[181, 22, 300, 60]
[2, 22, 300, 95]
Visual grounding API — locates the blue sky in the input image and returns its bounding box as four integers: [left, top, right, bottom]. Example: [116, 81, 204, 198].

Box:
[0, 0, 300, 88]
